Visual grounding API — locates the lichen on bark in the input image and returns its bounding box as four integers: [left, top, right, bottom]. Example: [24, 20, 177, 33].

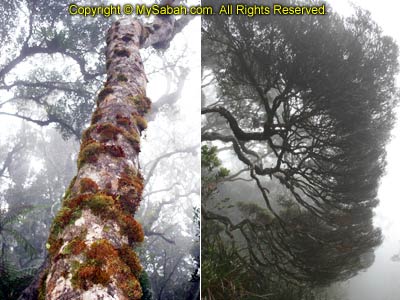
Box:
[41, 13, 177, 300]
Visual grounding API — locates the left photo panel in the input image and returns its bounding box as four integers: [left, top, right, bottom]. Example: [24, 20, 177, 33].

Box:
[0, 1, 200, 299]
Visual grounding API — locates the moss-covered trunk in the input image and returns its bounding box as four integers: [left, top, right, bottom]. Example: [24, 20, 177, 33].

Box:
[40, 16, 176, 300]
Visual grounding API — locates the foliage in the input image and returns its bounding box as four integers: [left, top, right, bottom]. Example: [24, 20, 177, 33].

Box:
[139, 271, 154, 300]
[201, 150, 322, 300]
[0, 0, 111, 139]
[0, 261, 37, 300]
[0, 205, 38, 259]
[0, 205, 39, 300]
[202, 0, 398, 291]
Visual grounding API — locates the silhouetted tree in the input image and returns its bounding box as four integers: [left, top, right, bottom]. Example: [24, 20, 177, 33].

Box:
[202, 0, 398, 292]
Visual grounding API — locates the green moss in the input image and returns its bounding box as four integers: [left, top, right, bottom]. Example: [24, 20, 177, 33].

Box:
[139, 271, 153, 300]
[127, 95, 151, 115]
[81, 127, 93, 143]
[103, 224, 112, 233]
[86, 194, 115, 217]
[63, 175, 77, 200]
[53, 207, 73, 233]
[134, 115, 148, 131]
[37, 269, 49, 300]
[117, 73, 128, 82]
[77, 141, 102, 168]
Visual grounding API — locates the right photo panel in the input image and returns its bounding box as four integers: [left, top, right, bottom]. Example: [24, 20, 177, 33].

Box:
[201, 0, 400, 299]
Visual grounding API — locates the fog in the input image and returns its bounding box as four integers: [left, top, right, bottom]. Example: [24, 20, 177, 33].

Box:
[0, 1, 200, 299]
[330, 1, 400, 299]
[201, 0, 400, 298]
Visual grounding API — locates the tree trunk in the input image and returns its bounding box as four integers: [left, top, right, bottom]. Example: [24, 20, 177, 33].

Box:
[37, 15, 177, 300]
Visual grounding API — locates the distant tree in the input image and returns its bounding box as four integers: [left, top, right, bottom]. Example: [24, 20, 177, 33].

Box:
[0, 0, 110, 139]
[202, 0, 398, 290]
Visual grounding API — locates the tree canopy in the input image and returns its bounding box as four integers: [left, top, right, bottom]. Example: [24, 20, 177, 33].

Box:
[202, 0, 399, 294]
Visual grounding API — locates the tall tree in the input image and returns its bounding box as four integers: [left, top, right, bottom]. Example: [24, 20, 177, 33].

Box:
[1, 1, 199, 299]
[6, 4, 195, 300]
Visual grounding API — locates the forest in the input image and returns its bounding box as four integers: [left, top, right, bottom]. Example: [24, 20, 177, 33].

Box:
[201, 0, 399, 299]
[1, 0, 400, 299]
[0, 0, 199, 299]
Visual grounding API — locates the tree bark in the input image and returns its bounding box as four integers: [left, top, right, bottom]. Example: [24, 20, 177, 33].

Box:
[37, 14, 178, 300]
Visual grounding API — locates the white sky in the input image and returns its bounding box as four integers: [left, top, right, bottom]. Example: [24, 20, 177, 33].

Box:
[329, 1, 400, 299]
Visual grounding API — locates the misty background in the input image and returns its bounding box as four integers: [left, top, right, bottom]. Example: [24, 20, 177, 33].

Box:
[0, 0, 200, 299]
[201, 0, 400, 299]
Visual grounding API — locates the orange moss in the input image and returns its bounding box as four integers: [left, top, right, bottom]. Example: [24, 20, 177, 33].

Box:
[48, 238, 64, 258]
[73, 264, 111, 290]
[65, 194, 92, 210]
[119, 192, 141, 215]
[96, 122, 123, 141]
[118, 173, 134, 188]
[79, 178, 99, 194]
[131, 174, 144, 194]
[91, 109, 103, 124]
[68, 237, 87, 255]
[119, 244, 143, 276]
[136, 97, 151, 115]
[116, 114, 132, 126]
[119, 214, 144, 243]
[118, 171, 143, 213]
[119, 277, 142, 299]
[53, 207, 73, 230]
[104, 145, 125, 157]
[87, 239, 118, 264]
[70, 239, 143, 298]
